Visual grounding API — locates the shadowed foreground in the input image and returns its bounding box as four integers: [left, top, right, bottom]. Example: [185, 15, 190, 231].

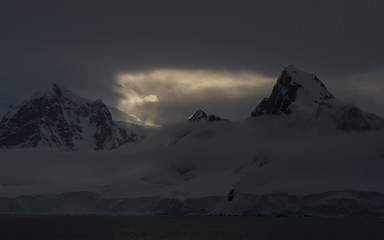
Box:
[0, 216, 383, 240]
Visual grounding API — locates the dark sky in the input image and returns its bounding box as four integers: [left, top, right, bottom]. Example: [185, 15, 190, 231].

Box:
[1, 0, 384, 124]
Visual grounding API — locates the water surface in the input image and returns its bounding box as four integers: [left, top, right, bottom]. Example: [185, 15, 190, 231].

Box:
[0, 216, 383, 240]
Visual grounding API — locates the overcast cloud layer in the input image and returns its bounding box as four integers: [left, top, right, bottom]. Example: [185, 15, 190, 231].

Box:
[1, 0, 384, 124]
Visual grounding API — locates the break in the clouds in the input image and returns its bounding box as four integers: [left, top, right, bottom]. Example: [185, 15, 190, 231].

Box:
[116, 69, 274, 124]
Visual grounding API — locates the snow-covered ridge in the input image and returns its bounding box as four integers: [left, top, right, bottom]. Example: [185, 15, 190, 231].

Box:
[0, 84, 140, 150]
[0, 190, 383, 217]
[214, 190, 384, 217]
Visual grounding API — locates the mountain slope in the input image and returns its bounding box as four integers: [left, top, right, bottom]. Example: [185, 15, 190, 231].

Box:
[0, 84, 139, 150]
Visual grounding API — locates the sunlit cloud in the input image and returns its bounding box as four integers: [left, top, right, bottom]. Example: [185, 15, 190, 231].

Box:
[119, 94, 159, 109]
[115, 69, 275, 124]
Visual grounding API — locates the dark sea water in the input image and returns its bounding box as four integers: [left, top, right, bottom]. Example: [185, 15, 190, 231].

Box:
[0, 216, 383, 240]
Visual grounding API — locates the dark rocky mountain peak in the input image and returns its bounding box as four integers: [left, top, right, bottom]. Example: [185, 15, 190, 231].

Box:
[251, 65, 384, 132]
[188, 109, 208, 122]
[188, 110, 227, 122]
[252, 65, 334, 117]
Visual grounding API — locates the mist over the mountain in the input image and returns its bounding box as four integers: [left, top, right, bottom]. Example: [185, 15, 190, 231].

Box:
[0, 65, 384, 217]
[0, 116, 383, 216]
[1, 0, 384, 219]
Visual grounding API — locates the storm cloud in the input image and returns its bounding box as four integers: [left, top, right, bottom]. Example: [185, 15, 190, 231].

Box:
[1, 0, 384, 124]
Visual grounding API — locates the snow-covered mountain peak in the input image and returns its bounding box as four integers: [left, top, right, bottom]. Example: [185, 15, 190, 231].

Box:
[188, 109, 208, 122]
[188, 109, 227, 123]
[251, 65, 384, 131]
[252, 65, 334, 117]
[283, 65, 333, 97]
[0, 84, 140, 150]
[43, 83, 89, 105]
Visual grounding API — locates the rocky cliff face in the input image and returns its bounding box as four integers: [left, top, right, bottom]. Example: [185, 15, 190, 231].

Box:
[0, 84, 139, 150]
[252, 65, 384, 131]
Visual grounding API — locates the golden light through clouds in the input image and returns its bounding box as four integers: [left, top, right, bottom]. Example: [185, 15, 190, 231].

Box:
[115, 69, 274, 124]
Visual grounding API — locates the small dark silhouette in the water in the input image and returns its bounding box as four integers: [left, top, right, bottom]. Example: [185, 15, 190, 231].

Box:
[227, 188, 235, 201]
